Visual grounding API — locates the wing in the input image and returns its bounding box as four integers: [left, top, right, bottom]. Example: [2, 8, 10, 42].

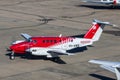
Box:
[89, 59, 120, 80]
[83, 0, 113, 5]
[26, 47, 75, 58]
[100, 65, 115, 73]
[89, 60, 120, 67]
[47, 49, 74, 55]
[21, 33, 32, 41]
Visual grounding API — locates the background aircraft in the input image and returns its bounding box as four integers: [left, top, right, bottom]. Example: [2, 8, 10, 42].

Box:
[8, 19, 114, 61]
[82, 0, 120, 7]
[89, 59, 120, 80]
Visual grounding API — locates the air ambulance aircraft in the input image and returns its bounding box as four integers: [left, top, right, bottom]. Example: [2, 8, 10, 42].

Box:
[89, 60, 120, 80]
[83, 0, 120, 7]
[8, 19, 114, 60]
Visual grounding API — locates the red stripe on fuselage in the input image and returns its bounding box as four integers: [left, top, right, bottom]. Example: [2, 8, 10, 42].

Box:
[84, 23, 100, 39]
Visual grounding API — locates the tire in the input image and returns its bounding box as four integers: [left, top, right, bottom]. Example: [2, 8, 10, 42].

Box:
[10, 55, 15, 60]
[52, 57, 60, 61]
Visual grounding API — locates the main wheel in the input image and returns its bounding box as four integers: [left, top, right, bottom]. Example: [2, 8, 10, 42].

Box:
[52, 57, 60, 61]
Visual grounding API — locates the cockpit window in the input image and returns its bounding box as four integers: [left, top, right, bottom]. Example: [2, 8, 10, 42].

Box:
[26, 38, 32, 42]
[27, 38, 37, 43]
[32, 40, 37, 43]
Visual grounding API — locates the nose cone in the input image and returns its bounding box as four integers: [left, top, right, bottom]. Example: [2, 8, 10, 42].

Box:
[9, 42, 27, 54]
[9, 44, 17, 51]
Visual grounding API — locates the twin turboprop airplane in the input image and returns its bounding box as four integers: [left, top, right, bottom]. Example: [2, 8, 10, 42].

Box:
[8, 19, 114, 60]
[89, 60, 120, 80]
[83, 0, 120, 7]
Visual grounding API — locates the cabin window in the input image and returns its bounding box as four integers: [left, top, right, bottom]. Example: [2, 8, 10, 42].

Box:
[59, 40, 61, 42]
[71, 40, 73, 42]
[43, 40, 45, 43]
[50, 40, 53, 43]
[42, 40, 59, 43]
[54, 40, 57, 43]
[46, 40, 49, 43]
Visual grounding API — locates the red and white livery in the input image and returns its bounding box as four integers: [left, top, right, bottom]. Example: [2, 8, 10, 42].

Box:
[8, 19, 112, 60]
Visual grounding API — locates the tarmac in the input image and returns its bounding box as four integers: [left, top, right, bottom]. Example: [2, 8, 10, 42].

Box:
[0, 0, 120, 80]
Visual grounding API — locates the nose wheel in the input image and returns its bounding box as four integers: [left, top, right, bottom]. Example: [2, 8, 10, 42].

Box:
[9, 51, 15, 60]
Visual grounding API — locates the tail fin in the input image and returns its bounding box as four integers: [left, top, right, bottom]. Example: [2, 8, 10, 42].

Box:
[84, 19, 110, 41]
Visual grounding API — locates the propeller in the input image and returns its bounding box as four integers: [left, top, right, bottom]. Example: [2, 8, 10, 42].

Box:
[6, 36, 17, 60]
[9, 36, 16, 60]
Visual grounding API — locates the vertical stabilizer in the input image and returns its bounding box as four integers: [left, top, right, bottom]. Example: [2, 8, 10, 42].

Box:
[84, 19, 110, 41]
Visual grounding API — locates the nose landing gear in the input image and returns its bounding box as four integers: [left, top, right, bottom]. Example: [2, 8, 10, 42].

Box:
[9, 51, 15, 60]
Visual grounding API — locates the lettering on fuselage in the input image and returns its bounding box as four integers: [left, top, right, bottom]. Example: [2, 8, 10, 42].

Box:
[69, 44, 79, 47]
[80, 41, 91, 44]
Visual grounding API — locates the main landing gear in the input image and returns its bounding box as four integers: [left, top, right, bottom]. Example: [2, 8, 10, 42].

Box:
[9, 51, 15, 60]
[51, 57, 60, 62]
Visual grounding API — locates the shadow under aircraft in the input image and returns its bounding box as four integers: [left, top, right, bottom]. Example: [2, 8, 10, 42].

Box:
[76, 4, 120, 10]
[89, 74, 115, 80]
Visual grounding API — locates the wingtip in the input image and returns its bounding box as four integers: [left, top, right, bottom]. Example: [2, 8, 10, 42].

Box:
[21, 33, 25, 35]
[88, 59, 99, 63]
[88, 59, 95, 63]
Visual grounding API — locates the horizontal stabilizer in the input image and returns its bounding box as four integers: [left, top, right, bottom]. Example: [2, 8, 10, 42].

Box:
[93, 19, 110, 25]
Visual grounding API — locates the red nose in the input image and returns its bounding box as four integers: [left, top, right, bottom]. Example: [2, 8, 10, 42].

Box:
[9, 40, 32, 54]
[10, 45, 16, 51]
[9, 43, 27, 54]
